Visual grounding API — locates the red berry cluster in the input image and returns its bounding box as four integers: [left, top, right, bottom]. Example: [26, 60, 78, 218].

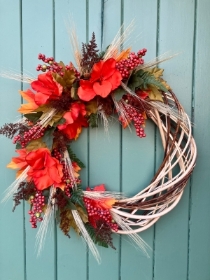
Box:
[53, 149, 81, 197]
[83, 197, 118, 232]
[116, 48, 147, 79]
[36, 53, 80, 78]
[13, 124, 45, 148]
[28, 191, 45, 228]
[124, 104, 146, 138]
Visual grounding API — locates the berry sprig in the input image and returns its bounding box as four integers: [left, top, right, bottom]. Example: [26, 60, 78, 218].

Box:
[123, 103, 146, 138]
[116, 48, 147, 79]
[13, 124, 45, 148]
[83, 197, 118, 232]
[28, 191, 45, 228]
[36, 53, 80, 78]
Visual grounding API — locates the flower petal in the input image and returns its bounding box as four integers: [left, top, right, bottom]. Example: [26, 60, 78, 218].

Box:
[90, 60, 104, 82]
[93, 80, 112, 98]
[107, 70, 122, 90]
[34, 91, 50, 106]
[78, 85, 96, 101]
[101, 58, 116, 80]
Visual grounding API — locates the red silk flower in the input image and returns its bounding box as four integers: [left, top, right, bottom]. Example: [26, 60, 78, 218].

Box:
[31, 72, 63, 106]
[58, 102, 88, 140]
[78, 58, 122, 101]
[26, 148, 63, 190]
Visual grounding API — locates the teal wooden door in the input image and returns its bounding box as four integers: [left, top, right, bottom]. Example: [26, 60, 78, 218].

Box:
[0, 1, 209, 279]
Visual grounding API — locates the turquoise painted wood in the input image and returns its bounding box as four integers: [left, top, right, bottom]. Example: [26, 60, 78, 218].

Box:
[0, 1, 209, 279]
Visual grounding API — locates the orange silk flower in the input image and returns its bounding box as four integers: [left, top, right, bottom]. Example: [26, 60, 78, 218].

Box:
[7, 149, 28, 177]
[58, 102, 88, 140]
[26, 148, 63, 191]
[78, 58, 122, 101]
[18, 90, 39, 114]
[31, 71, 63, 106]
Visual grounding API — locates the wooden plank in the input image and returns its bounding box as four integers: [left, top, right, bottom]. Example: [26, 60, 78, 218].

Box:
[21, 1, 55, 279]
[153, 1, 195, 280]
[88, 0, 121, 279]
[120, 1, 158, 279]
[0, 1, 25, 279]
[188, 0, 210, 279]
[54, 1, 88, 280]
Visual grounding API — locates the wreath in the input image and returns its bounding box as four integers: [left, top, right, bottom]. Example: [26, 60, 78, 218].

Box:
[0, 30, 197, 262]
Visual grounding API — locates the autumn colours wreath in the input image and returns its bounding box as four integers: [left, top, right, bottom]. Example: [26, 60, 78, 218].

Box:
[0, 30, 197, 262]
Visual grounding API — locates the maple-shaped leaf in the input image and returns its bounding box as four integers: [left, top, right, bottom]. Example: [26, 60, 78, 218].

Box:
[146, 67, 171, 90]
[85, 100, 98, 115]
[39, 111, 64, 127]
[59, 208, 80, 236]
[52, 62, 76, 89]
[25, 138, 47, 151]
[147, 85, 163, 102]
[132, 69, 168, 92]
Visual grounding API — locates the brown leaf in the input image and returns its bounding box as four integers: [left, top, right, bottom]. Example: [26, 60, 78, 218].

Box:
[60, 208, 80, 235]
[76, 205, 88, 223]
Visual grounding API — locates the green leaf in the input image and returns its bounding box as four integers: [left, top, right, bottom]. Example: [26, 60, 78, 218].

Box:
[134, 69, 168, 92]
[53, 117, 65, 127]
[98, 45, 110, 59]
[85, 223, 109, 248]
[24, 112, 43, 122]
[113, 87, 126, 101]
[70, 186, 86, 212]
[67, 201, 77, 210]
[128, 74, 144, 91]
[15, 143, 22, 149]
[88, 113, 98, 128]
[67, 145, 85, 168]
[42, 127, 56, 150]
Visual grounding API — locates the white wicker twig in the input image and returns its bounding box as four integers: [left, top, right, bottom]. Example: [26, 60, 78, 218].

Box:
[112, 91, 197, 234]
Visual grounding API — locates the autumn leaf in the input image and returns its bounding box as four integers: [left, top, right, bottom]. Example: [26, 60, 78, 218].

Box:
[52, 62, 76, 89]
[147, 85, 163, 102]
[116, 48, 131, 62]
[147, 67, 171, 90]
[85, 100, 98, 115]
[25, 138, 47, 151]
[76, 205, 88, 223]
[34, 104, 51, 113]
[59, 208, 80, 235]
[39, 111, 64, 127]
[18, 90, 39, 114]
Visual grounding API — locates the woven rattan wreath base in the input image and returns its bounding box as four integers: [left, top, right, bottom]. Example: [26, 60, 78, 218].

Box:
[112, 90, 197, 234]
